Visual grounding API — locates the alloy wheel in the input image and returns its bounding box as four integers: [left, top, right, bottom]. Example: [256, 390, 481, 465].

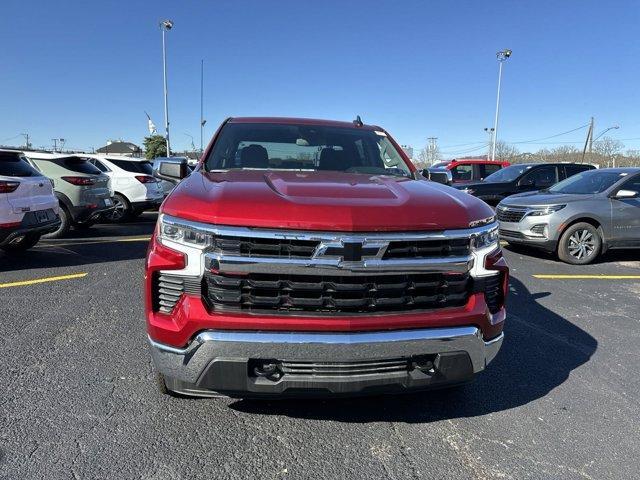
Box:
[568, 229, 596, 260]
[105, 197, 126, 221]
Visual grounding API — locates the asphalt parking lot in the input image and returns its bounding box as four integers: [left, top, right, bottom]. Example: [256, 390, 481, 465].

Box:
[1, 214, 639, 480]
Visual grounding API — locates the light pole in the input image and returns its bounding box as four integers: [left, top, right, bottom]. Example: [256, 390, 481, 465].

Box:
[484, 127, 494, 160]
[491, 49, 512, 161]
[592, 125, 619, 143]
[160, 19, 173, 156]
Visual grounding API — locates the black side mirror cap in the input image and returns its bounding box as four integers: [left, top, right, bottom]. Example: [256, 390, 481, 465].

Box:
[153, 157, 189, 182]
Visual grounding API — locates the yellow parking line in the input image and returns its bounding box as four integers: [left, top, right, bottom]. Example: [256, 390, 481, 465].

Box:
[533, 274, 640, 280]
[0, 272, 88, 288]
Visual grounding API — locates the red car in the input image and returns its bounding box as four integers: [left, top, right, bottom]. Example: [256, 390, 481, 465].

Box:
[146, 117, 508, 398]
[432, 158, 511, 184]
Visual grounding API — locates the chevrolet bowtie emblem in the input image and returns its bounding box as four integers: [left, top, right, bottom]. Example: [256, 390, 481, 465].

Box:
[313, 240, 388, 262]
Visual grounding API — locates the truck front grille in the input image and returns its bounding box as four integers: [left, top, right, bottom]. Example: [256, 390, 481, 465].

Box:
[208, 236, 471, 260]
[210, 236, 317, 259]
[203, 271, 472, 314]
[383, 238, 470, 258]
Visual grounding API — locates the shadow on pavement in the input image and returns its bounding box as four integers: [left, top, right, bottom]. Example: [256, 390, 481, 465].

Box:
[0, 215, 156, 272]
[228, 276, 598, 422]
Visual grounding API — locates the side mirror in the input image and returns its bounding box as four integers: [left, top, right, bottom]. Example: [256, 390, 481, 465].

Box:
[613, 189, 639, 199]
[153, 157, 189, 182]
[425, 169, 452, 186]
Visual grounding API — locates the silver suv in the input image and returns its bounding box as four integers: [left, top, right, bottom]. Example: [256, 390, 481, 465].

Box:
[24, 152, 114, 237]
[497, 168, 640, 264]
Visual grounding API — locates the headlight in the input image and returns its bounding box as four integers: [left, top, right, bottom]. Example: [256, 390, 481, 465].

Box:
[462, 188, 475, 195]
[526, 205, 566, 217]
[471, 226, 499, 251]
[158, 214, 211, 248]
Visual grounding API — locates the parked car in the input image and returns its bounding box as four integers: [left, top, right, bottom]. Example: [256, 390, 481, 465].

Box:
[455, 162, 596, 206]
[0, 150, 60, 251]
[23, 152, 114, 237]
[146, 117, 508, 398]
[497, 167, 640, 264]
[85, 155, 164, 222]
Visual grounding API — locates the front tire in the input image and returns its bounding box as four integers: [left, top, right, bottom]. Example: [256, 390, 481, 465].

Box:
[558, 222, 601, 265]
[0, 233, 41, 252]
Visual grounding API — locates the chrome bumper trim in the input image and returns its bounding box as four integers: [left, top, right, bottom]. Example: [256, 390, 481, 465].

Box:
[149, 327, 504, 386]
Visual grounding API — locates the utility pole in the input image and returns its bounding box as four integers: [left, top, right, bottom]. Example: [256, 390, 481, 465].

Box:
[491, 49, 512, 161]
[21, 133, 31, 150]
[581, 117, 594, 163]
[51, 139, 58, 152]
[426, 137, 438, 165]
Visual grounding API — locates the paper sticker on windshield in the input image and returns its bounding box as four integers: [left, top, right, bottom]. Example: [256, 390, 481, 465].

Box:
[374, 131, 387, 136]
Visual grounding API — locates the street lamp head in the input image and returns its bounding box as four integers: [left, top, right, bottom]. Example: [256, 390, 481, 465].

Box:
[160, 20, 174, 30]
[496, 49, 512, 61]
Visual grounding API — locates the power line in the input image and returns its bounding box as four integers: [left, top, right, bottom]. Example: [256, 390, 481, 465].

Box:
[509, 123, 590, 144]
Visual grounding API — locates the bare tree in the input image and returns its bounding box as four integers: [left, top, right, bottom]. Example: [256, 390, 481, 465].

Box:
[593, 137, 624, 167]
[493, 141, 519, 161]
[416, 145, 441, 168]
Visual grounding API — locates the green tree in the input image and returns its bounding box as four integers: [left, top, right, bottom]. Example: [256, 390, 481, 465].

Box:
[144, 135, 168, 159]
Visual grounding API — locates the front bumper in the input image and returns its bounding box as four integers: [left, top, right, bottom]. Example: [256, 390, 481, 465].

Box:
[149, 326, 503, 397]
[499, 220, 558, 251]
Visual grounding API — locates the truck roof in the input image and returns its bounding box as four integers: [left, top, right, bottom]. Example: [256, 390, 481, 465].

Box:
[228, 117, 381, 131]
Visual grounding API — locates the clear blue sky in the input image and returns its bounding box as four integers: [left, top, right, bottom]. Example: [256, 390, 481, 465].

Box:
[1, 0, 639, 157]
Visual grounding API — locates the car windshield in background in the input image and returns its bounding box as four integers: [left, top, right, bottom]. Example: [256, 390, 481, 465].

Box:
[0, 152, 40, 177]
[205, 123, 412, 178]
[548, 170, 627, 194]
[110, 159, 153, 175]
[483, 164, 532, 183]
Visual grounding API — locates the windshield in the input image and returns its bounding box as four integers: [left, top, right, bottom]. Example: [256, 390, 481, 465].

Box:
[548, 170, 627, 194]
[484, 164, 532, 183]
[205, 123, 412, 178]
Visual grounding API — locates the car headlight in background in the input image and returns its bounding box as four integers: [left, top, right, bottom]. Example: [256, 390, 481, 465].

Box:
[526, 205, 566, 217]
[471, 225, 499, 251]
[158, 214, 211, 248]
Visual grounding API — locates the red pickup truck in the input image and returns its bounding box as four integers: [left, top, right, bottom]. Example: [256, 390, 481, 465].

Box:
[146, 117, 508, 397]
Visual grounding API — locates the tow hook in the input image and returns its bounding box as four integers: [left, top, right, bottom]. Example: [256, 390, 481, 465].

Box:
[412, 356, 436, 375]
[253, 362, 282, 381]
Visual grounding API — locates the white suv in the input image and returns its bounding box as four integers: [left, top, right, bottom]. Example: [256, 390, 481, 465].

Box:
[86, 155, 165, 222]
[0, 150, 60, 252]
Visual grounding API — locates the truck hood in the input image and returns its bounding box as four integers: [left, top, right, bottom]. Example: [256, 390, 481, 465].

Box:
[501, 190, 595, 206]
[161, 170, 494, 231]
